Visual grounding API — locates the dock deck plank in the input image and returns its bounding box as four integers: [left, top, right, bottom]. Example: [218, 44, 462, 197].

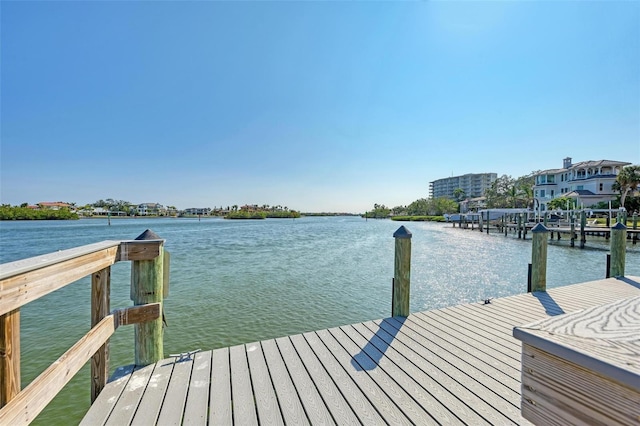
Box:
[83, 276, 640, 425]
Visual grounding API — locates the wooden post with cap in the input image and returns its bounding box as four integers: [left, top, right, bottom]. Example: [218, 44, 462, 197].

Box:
[131, 229, 165, 366]
[609, 222, 627, 277]
[392, 226, 412, 317]
[530, 223, 549, 292]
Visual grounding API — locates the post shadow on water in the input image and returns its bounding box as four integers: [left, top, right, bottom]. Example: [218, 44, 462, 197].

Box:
[350, 317, 405, 372]
[532, 291, 565, 316]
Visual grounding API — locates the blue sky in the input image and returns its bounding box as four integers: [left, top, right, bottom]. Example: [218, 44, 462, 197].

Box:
[2, 1, 639, 213]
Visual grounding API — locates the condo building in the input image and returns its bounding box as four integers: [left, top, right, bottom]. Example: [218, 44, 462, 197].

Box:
[429, 173, 497, 200]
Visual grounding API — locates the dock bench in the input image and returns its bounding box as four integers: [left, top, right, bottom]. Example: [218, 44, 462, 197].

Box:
[513, 295, 640, 425]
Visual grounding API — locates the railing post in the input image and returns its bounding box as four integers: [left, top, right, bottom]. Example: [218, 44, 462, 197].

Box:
[531, 224, 549, 292]
[91, 266, 110, 402]
[0, 309, 20, 407]
[392, 226, 412, 317]
[609, 222, 627, 277]
[131, 230, 165, 366]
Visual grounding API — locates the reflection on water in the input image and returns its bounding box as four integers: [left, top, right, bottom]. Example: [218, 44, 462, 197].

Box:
[1, 217, 638, 424]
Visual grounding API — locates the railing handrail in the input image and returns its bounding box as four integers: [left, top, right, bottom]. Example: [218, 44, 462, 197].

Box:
[0, 235, 167, 424]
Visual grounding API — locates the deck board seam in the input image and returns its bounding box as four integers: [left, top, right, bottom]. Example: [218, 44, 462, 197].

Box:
[285, 335, 340, 425]
[383, 317, 523, 415]
[301, 331, 380, 425]
[429, 307, 523, 354]
[342, 324, 443, 425]
[272, 338, 313, 425]
[409, 312, 522, 368]
[260, 340, 287, 425]
[400, 315, 522, 380]
[357, 320, 498, 425]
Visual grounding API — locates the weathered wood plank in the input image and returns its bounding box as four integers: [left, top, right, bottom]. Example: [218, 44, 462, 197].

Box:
[91, 267, 110, 402]
[0, 315, 115, 425]
[260, 339, 309, 425]
[244, 342, 282, 425]
[117, 240, 163, 261]
[300, 331, 386, 425]
[0, 246, 119, 316]
[209, 347, 232, 425]
[80, 365, 135, 426]
[113, 303, 161, 328]
[0, 308, 20, 407]
[275, 336, 335, 425]
[229, 344, 258, 425]
[156, 355, 194, 425]
[182, 351, 211, 425]
[289, 334, 361, 425]
[104, 364, 154, 426]
[0, 241, 120, 280]
[131, 247, 164, 366]
[130, 362, 173, 426]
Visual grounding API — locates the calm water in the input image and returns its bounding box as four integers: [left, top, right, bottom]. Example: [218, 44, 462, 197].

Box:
[1, 216, 638, 424]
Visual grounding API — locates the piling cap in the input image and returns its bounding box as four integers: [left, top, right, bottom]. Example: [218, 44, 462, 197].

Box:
[531, 223, 549, 233]
[135, 229, 162, 240]
[612, 222, 627, 230]
[393, 226, 412, 239]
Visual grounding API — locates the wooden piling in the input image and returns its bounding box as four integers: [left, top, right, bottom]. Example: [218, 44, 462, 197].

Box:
[633, 213, 638, 244]
[392, 226, 412, 317]
[131, 230, 165, 366]
[580, 211, 586, 248]
[0, 309, 20, 407]
[570, 212, 575, 247]
[518, 214, 522, 239]
[91, 267, 110, 402]
[530, 223, 549, 292]
[479, 212, 484, 233]
[609, 222, 627, 277]
[486, 211, 489, 234]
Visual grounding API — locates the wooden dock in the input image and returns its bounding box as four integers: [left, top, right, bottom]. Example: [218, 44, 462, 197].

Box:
[82, 276, 640, 425]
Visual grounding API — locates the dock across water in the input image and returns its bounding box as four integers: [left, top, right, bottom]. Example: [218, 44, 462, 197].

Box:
[82, 276, 640, 425]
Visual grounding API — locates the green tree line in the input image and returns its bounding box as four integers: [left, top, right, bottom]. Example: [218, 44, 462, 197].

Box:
[0, 205, 79, 220]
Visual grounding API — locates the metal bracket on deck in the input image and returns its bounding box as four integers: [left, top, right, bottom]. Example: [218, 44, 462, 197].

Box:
[483, 298, 493, 305]
[169, 349, 201, 363]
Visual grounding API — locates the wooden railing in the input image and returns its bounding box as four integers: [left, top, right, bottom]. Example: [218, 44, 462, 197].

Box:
[0, 231, 169, 424]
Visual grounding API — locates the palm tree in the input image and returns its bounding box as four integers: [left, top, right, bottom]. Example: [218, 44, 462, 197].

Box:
[613, 165, 640, 209]
[453, 188, 466, 202]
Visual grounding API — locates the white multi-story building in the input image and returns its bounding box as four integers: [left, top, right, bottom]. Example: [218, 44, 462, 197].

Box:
[533, 157, 630, 210]
[429, 173, 497, 200]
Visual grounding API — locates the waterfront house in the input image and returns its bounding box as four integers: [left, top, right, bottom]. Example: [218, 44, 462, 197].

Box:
[459, 196, 488, 213]
[136, 203, 166, 216]
[183, 207, 211, 216]
[37, 201, 72, 210]
[533, 157, 631, 211]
